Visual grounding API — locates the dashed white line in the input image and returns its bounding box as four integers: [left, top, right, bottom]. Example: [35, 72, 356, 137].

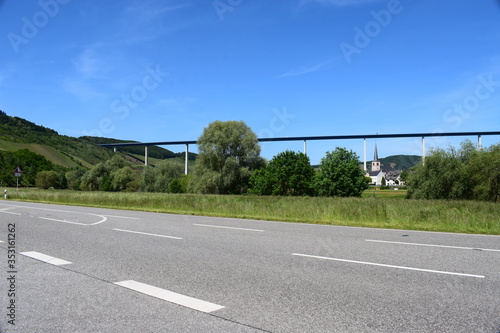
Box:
[365, 239, 500, 252]
[21, 251, 72, 266]
[113, 228, 182, 240]
[193, 224, 264, 232]
[292, 253, 486, 278]
[114, 280, 224, 313]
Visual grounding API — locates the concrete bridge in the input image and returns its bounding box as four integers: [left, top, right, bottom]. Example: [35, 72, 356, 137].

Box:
[100, 130, 500, 174]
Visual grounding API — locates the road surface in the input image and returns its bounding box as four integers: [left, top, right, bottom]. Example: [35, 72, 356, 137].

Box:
[0, 201, 498, 332]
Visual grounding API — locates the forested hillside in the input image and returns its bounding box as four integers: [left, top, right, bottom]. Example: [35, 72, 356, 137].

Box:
[0, 111, 114, 167]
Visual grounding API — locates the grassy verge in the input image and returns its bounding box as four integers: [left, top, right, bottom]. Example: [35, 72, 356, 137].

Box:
[7, 188, 500, 235]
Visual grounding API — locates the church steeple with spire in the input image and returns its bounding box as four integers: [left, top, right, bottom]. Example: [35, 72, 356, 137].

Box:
[372, 144, 381, 172]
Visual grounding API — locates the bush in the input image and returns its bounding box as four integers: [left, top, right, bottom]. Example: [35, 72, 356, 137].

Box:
[407, 140, 500, 202]
[249, 150, 314, 196]
[314, 147, 370, 197]
[140, 160, 184, 193]
[36, 170, 60, 189]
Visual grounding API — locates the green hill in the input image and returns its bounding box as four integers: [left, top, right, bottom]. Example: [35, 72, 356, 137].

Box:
[0, 111, 115, 167]
[378, 155, 421, 170]
[0, 111, 195, 170]
[360, 154, 421, 171]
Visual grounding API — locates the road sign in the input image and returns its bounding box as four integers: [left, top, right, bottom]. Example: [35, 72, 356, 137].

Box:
[14, 166, 22, 177]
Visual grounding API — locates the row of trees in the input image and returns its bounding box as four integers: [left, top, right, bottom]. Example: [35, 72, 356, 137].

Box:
[5, 119, 498, 202]
[186, 121, 369, 197]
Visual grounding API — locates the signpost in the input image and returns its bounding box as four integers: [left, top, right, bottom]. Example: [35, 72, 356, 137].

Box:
[14, 166, 22, 192]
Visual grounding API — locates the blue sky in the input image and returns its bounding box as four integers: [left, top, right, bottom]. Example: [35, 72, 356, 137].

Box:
[1, 0, 500, 164]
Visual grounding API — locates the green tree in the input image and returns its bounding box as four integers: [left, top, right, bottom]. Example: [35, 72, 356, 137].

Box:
[35, 170, 60, 189]
[66, 169, 86, 190]
[249, 150, 314, 196]
[188, 120, 264, 194]
[111, 167, 135, 192]
[314, 147, 369, 197]
[140, 160, 184, 193]
[466, 143, 500, 202]
[407, 144, 472, 200]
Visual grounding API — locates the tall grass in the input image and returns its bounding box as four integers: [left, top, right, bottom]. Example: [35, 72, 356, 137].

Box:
[10, 189, 500, 235]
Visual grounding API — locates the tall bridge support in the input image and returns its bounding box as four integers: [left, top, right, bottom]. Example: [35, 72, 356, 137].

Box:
[363, 138, 367, 171]
[185, 144, 189, 175]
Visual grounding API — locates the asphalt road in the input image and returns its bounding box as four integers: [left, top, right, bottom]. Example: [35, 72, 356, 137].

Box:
[0, 200, 499, 333]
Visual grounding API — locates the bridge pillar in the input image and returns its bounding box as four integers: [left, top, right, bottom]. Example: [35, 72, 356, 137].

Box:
[145, 146, 148, 166]
[478, 135, 482, 150]
[363, 138, 367, 171]
[185, 144, 189, 175]
[422, 137, 425, 165]
[303, 140, 307, 156]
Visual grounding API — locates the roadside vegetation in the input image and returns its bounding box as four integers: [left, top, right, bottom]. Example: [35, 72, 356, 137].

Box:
[1, 115, 499, 234]
[8, 189, 500, 235]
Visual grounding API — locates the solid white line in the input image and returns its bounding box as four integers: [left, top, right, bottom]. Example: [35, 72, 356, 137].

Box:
[292, 253, 485, 278]
[38, 217, 88, 226]
[0, 211, 21, 215]
[21, 251, 72, 266]
[114, 280, 224, 313]
[102, 214, 140, 220]
[193, 224, 264, 232]
[113, 228, 182, 240]
[366, 239, 500, 252]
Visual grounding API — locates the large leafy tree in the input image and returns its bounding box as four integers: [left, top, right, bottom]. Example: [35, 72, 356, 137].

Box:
[314, 147, 369, 197]
[250, 150, 314, 196]
[189, 120, 264, 194]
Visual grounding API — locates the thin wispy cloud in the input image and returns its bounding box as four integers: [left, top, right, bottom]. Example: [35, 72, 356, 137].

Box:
[115, 1, 195, 44]
[298, 0, 384, 8]
[279, 58, 342, 78]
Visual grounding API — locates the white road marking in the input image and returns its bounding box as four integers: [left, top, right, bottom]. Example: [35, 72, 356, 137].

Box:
[114, 280, 224, 313]
[193, 223, 264, 232]
[292, 253, 486, 278]
[38, 217, 88, 226]
[88, 214, 108, 225]
[21, 251, 72, 266]
[101, 214, 140, 220]
[0, 207, 21, 215]
[366, 239, 500, 252]
[0, 211, 21, 215]
[113, 228, 182, 240]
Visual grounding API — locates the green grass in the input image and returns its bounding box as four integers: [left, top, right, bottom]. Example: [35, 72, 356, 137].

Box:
[7, 188, 500, 235]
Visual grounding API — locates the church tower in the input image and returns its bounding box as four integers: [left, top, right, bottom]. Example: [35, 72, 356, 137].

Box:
[372, 144, 380, 172]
